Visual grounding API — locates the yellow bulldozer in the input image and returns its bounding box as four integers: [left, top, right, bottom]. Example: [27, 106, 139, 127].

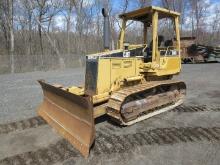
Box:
[37, 6, 186, 157]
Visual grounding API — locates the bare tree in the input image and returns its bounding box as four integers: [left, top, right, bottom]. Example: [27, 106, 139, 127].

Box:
[138, 0, 152, 7]
[0, 0, 219, 73]
[161, 0, 187, 34]
[16, 0, 35, 55]
[209, 6, 220, 45]
[189, 0, 210, 42]
[63, 0, 75, 55]
[28, 0, 65, 68]
[0, 0, 15, 73]
[8, 0, 14, 73]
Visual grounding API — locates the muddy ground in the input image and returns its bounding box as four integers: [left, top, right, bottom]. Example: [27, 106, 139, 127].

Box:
[0, 63, 219, 165]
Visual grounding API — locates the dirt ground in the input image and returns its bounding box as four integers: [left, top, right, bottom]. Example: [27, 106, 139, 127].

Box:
[0, 63, 220, 165]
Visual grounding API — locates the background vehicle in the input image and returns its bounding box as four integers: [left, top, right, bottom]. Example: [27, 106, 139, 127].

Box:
[175, 37, 219, 63]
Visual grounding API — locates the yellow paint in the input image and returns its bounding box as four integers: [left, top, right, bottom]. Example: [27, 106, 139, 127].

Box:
[125, 75, 143, 82]
[67, 6, 182, 117]
[67, 86, 84, 95]
[119, 6, 180, 20]
[152, 11, 159, 64]
[92, 92, 109, 104]
[95, 58, 141, 94]
[119, 19, 127, 49]
[95, 59, 111, 94]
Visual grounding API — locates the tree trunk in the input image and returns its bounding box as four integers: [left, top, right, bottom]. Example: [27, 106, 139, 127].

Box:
[195, 0, 199, 42]
[28, 13, 32, 56]
[8, 0, 15, 73]
[38, 14, 44, 67]
[67, 6, 71, 56]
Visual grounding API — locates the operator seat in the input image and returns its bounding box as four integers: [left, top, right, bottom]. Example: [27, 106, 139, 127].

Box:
[144, 35, 164, 62]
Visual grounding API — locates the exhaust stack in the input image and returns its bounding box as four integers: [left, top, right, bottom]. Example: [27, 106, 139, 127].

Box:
[102, 8, 110, 50]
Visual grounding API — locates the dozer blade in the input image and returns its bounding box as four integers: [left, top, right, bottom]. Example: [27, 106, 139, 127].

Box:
[37, 80, 95, 158]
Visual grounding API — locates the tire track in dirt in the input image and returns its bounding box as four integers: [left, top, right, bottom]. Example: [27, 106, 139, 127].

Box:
[0, 116, 47, 135]
[0, 139, 79, 165]
[1, 105, 219, 135]
[1, 126, 220, 165]
[172, 105, 220, 113]
[93, 127, 220, 155]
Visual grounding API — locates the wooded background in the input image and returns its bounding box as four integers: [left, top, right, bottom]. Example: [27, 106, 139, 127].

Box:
[0, 0, 219, 73]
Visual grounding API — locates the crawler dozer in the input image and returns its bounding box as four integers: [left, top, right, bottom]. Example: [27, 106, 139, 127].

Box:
[37, 6, 186, 157]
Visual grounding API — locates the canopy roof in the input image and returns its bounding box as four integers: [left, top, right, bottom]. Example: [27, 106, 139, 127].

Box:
[119, 6, 180, 23]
